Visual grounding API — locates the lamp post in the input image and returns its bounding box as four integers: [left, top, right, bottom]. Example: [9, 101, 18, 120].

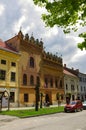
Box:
[40, 93, 43, 108]
[35, 76, 40, 111]
[35, 83, 39, 111]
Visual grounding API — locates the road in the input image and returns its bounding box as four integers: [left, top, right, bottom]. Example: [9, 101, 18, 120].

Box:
[0, 110, 86, 130]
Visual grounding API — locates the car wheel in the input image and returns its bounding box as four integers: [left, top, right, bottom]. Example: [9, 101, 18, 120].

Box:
[74, 109, 77, 112]
[80, 108, 83, 111]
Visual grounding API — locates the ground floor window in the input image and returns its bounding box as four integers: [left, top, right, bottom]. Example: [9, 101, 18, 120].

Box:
[10, 92, 15, 102]
[24, 93, 28, 102]
[0, 70, 6, 80]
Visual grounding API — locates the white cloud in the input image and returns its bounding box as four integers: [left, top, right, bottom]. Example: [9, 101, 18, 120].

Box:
[43, 26, 58, 38]
[13, 15, 26, 32]
[0, 4, 5, 16]
[71, 49, 86, 62]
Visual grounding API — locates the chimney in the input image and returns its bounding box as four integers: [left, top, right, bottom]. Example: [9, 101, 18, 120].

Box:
[76, 69, 79, 72]
[72, 67, 74, 70]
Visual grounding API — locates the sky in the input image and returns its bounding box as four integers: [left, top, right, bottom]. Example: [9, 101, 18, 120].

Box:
[0, 0, 86, 73]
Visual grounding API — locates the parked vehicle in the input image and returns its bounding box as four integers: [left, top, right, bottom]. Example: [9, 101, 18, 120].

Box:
[83, 101, 86, 110]
[64, 100, 83, 112]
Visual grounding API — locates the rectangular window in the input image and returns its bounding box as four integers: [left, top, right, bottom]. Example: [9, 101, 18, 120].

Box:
[1, 59, 6, 65]
[24, 93, 28, 102]
[11, 72, 16, 81]
[11, 62, 16, 67]
[10, 92, 15, 102]
[0, 70, 6, 80]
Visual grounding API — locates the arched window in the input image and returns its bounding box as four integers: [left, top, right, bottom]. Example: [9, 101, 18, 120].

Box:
[44, 78, 48, 88]
[60, 80, 62, 88]
[30, 75, 34, 85]
[23, 74, 27, 85]
[30, 57, 34, 68]
[55, 79, 58, 88]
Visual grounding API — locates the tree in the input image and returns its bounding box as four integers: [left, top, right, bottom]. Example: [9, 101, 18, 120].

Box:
[33, 0, 86, 50]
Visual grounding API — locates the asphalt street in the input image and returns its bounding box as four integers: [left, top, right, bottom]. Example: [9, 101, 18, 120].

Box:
[0, 110, 86, 130]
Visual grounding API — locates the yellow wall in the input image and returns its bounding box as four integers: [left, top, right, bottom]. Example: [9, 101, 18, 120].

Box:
[0, 49, 20, 106]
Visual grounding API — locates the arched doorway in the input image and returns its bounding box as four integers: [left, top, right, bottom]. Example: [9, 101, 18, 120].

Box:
[0, 90, 10, 111]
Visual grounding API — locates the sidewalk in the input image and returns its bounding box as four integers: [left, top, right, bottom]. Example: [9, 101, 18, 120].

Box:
[1, 103, 65, 111]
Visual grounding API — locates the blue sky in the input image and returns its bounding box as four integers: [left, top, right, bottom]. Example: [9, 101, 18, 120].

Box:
[0, 0, 86, 73]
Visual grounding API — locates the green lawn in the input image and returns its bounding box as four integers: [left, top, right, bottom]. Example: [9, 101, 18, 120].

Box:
[0, 106, 64, 118]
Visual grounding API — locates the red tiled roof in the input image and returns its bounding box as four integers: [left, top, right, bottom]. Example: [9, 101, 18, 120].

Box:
[63, 69, 77, 77]
[0, 39, 18, 54]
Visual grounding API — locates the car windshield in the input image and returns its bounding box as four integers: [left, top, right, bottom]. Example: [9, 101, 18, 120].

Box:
[70, 101, 76, 105]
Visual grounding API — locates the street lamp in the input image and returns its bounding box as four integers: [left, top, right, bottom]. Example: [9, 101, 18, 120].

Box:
[35, 76, 40, 111]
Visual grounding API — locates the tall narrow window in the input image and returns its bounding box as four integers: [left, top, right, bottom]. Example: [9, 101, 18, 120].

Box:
[50, 78, 53, 88]
[11, 72, 16, 81]
[66, 84, 68, 90]
[0, 70, 6, 80]
[23, 74, 27, 85]
[60, 80, 62, 88]
[44, 78, 48, 88]
[55, 79, 58, 88]
[30, 75, 34, 85]
[30, 57, 34, 68]
[10, 92, 15, 102]
[24, 93, 28, 102]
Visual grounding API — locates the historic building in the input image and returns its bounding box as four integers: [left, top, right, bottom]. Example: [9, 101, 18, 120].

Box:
[64, 64, 86, 101]
[77, 72, 86, 101]
[5, 30, 64, 107]
[64, 68, 79, 102]
[0, 39, 20, 107]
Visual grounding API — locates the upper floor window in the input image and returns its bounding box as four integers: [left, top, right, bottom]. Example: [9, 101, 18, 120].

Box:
[30, 57, 34, 68]
[60, 80, 62, 88]
[44, 78, 48, 88]
[79, 77, 82, 82]
[50, 78, 53, 88]
[0, 69, 6, 80]
[1, 59, 6, 65]
[81, 86, 83, 91]
[77, 85, 79, 91]
[30, 75, 34, 85]
[55, 79, 58, 88]
[11, 72, 16, 82]
[66, 84, 68, 90]
[23, 74, 27, 85]
[71, 85, 75, 91]
[11, 62, 16, 67]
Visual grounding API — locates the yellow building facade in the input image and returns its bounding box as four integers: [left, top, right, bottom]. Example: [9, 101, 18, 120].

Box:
[5, 31, 64, 107]
[0, 40, 20, 107]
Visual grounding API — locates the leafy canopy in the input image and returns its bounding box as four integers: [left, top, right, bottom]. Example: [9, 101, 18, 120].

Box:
[33, 0, 86, 50]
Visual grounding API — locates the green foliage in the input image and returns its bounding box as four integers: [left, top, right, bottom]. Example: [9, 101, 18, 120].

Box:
[33, 0, 86, 31]
[33, 0, 86, 50]
[78, 32, 86, 50]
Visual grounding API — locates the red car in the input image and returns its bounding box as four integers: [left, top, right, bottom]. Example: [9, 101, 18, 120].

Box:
[64, 100, 83, 112]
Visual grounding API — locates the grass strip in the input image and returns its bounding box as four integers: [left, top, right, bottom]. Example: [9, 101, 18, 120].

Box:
[0, 106, 64, 118]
